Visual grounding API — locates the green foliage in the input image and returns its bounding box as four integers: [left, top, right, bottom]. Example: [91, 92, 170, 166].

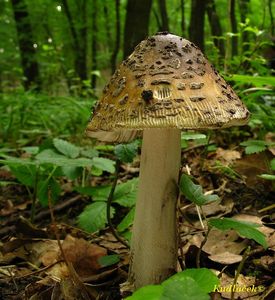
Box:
[209, 218, 267, 248]
[76, 178, 138, 233]
[258, 174, 275, 181]
[179, 174, 219, 206]
[98, 254, 120, 267]
[240, 140, 273, 154]
[114, 140, 139, 163]
[126, 268, 219, 300]
[77, 201, 115, 233]
[0, 138, 115, 206]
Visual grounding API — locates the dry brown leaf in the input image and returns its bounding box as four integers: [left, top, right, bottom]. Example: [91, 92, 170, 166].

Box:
[203, 229, 248, 263]
[61, 235, 107, 277]
[215, 147, 241, 165]
[217, 273, 264, 299]
[209, 252, 243, 264]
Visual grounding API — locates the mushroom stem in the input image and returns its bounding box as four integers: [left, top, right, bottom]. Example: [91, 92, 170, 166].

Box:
[129, 128, 181, 289]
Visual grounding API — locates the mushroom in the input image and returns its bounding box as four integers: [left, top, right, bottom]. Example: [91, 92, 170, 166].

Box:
[86, 32, 250, 289]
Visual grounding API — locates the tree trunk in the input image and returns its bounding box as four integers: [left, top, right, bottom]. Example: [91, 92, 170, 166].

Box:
[230, 0, 238, 56]
[206, 0, 225, 56]
[180, 0, 185, 36]
[103, 2, 112, 50]
[158, 0, 169, 31]
[123, 0, 153, 58]
[239, 0, 250, 53]
[128, 129, 181, 289]
[91, 0, 97, 89]
[111, 0, 120, 73]
[189, 0, 206, 51]
[268, 0, 274, 35]
[61, 0, 87, 81]
[11, 0, 40, 90]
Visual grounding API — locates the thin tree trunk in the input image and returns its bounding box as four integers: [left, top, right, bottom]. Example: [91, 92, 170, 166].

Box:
[268, 0, 274, 35]
[239, 0, 250, 53]
[158, 0, 169, 31]
[91, 0, 97, 89]
[123, 0, 153, 58]
[189, 0, 206, 51]
[180, 0, 185, 36]
[230, 0, 238, 56]
[206, 0, 225, 56]
[61, 0, 87, 80]
[103, 2, 112, 50]
[11, 0, 40, 90]
[111, 0, 120, 73]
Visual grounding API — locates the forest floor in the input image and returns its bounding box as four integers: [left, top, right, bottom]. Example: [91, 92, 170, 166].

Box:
[0, 134, 274, 300]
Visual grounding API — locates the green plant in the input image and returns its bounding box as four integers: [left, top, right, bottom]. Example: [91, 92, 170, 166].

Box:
[179, 174, 267, 249]
[0, 138, 115, 220]
[76, 178, 138, 233]
[126, 268, 219, 300]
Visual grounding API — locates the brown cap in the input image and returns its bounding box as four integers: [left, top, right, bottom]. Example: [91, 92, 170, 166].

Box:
[87, 32, 250, 142]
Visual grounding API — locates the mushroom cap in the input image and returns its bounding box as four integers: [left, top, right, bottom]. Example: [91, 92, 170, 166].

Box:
[87, 32, 250, 142]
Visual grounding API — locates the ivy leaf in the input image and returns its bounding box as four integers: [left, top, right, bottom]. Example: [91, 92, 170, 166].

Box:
[209, 218, 267, 249]
[53, 138, 80, 158]
[77, 202, 114, 233]
[114, 141, 139, 163]
[179, 174, 219, 206]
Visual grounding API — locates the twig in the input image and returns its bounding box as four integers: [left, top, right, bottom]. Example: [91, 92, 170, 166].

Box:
[48, 188, 92, 300]
[106, 160, 129, 248]
[196, 226, 211, 268]
[230, 246, 251, 300]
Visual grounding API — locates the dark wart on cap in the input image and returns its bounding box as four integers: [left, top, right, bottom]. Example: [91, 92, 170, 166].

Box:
[86, 32, 250, 142]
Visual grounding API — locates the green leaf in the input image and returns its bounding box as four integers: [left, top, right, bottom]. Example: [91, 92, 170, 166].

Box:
[270, 159, 275, 171]
[80, 148, 99, 158]
[181, 133, 207, 140]
[9, 164, 37, 187]
[75, 185, 111, 200]
[114, 141, 139, 163]
[92, 157, 115, 173]
[258, 174, 275, 180]
[162, 277, 210, 300]
[228, 74, 275, 87]
[62, 166, 82, 180]
[117, 207, 135, 232]
[75, 178, 138, 206]
[240, 140, 267, 154]
[77, 202, 114, 233]
[209, 218, 267, 248]
[113, 178, 138, 207]
[179, 174, 219, 205]
[98, 254, 120, 267]
[164, 268, 219, 294]
[126, 285, 163, 300]
[36, 149, 95, 167]
[53, 138, 80, 158]
[37, 177, 61, 207]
